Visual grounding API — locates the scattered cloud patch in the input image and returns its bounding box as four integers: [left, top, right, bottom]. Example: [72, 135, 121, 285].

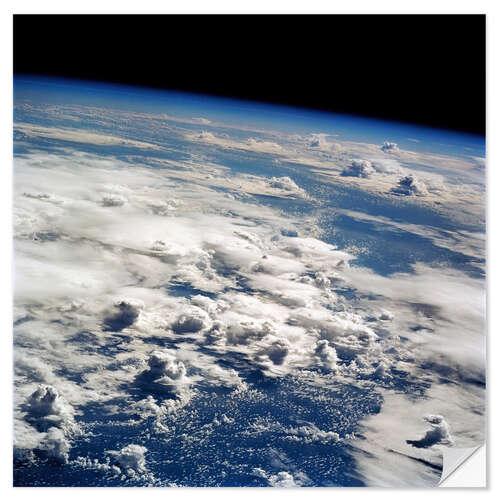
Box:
[391, 174, 429, 196]
[253, 468, 304, 487]
[191, 130, 285, 155]
[314, 340, 338, 372]
[101, 194, 126, 207]
[406, 415, 453, 449]
[341, 159, 376, 178]
[16, 385, 79, 463]
[136, 350, 190, 396]
[308, 133, 340, 151]
[171, 306, 212, 334]
[103, 299, 144, 332]
[381, 141, 400, 153]
[107, 444, 148, 476]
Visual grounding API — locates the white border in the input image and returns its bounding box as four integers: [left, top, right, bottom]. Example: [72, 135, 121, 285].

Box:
[2, 1, 498, 496]
[0, 0, 494, 14]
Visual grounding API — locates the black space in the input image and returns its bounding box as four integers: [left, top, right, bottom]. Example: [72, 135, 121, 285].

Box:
[13, 14, 485, 135]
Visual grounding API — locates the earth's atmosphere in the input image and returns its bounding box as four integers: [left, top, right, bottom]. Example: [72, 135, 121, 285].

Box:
[13, 77, 486, 487]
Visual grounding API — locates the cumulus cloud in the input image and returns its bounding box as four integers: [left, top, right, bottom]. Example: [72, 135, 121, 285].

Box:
[247, 418, 340, 445]
[202, 365, 245, 388]
[148, 350, 187, 380]
[370, 157, 405, 175]
[381, 141, 399, 153]
[290, 310, 377, 357]
[391, 174, 429, 196]
[265, 337, 290, 365]
[313, 340, 338, 372]
[15, 385, 78, 463]
[341, 159, 376, 178]
[284, 424, 340, 444]
[107, 444, 148, 476]
[213, 413, 234, 425]
[379, 310, 394, 321]
[246, 138, 284, 154]
[101, 194, 126, 207]
[268, 176, 297, 190]
[190, 294, 219, 314]
[313, 271, 332, 289]
[171, 305, 212, 334]
[406, 415, 453, 449]
[268, 471, 299, 487]
[21, 385, 76, 433]
[103, 298, 144, 332]
[131, 395, 164, 418]
[42, 427, 72, 463]
[225, 319, 274, 346]
[136, 350, 190, 395]
[308, 133, 340, 151]
[253, 468, 303, 487]
[260, 176, 308, 199]
[252, 335, 292, 373]
[309, 137, 325, 148]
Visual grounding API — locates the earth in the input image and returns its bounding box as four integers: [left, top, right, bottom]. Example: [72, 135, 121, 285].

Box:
[13, 76, 486, 487]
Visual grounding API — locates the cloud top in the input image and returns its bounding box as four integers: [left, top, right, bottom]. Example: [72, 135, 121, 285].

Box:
[341, 159, 376, 178]
[381, 141, 399, 153]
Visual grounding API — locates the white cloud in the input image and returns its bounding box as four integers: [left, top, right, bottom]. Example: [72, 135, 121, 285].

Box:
[137, 350, 191, 396]
[381, 141, 400, 153]
[314, 340, 338, 372]
[15, 385, 79, 464]
[171, 306, 212, 334]
[21, 385, 77, 433]
[42, 427, 72, 463]
[253, 468, 304, 487]
[391, 174, 429, 196]
[349, 381, 482, 486]
[101, 194, 127, 207]
[406, 415, 453, 449]
[107, 444, 148, 476]
[268, 176, 303, 193]
[103, 298, 144, 332]
[268, 471, 299, 487]
[202, 365, 245, 389]
[341, 159, 376, 178]
[369, 156, 405, 175]
[246, 418, 340, 446]
[190, 131, 285, 155]
[308, 133, 340, 151]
